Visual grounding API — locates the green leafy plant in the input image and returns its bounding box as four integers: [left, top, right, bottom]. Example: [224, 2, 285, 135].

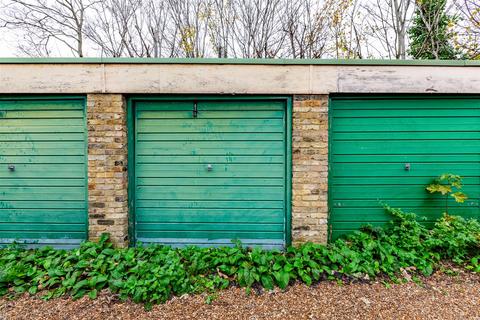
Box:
[466, 256, 480, 273]
[1, 208, 479, 308]
[426, 214, 480, 263]
[426, 173, 468, 214]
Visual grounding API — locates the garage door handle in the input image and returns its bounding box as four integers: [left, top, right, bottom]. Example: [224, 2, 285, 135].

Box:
[8, 164, 15, 172]
[207, 164, 213, 171]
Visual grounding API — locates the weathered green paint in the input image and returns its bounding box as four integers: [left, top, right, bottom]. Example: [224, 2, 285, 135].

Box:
[1, 57, 480, 66]
[129, 96, 292, 248]
[0, 97, 87, 248]
[329, 96, 480, 240]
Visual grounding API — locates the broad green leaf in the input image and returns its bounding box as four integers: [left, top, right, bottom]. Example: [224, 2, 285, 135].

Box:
[451, 192, 468, 203]
[426, 184, 451, 195]
[28, 286, 38, 295]
[88, 289, 98, 299]
[273, 271, 290, 289]
[260, 275, 274, 290]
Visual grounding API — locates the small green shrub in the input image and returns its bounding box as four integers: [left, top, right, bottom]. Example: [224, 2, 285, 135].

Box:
[426, 173, 468, 214]
[466, 256, 480, 273]
[0, 208, 479, 309]
[425, 214, 480, 263]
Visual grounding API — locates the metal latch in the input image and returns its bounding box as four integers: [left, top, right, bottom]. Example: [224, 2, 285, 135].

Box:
[404, 163, 411, 171]
[207, 164, 213, 171]
[8, 164, 15, 172]
[193, 101, 198, 118]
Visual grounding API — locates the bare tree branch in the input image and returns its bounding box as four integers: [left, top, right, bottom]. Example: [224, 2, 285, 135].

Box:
[453, 0, 480, 59]
[0, 0, 95, 57]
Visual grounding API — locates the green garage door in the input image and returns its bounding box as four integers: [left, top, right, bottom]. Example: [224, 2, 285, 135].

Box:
[133, 98, 290, 248]
[0, 97, 87, 248]
[330, 96, 480, 240]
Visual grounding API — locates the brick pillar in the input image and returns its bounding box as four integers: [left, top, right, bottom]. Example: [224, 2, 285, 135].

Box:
[292, 95, 329, 244]
[87, 94, 129, 247]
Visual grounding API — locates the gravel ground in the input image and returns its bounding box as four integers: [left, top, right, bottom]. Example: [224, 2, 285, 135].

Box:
[1, 271, 479, 320]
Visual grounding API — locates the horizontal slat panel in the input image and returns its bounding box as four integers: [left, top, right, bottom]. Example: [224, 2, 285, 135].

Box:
[332, 140, 480, 154]
[0, 141, 85, 149]
[0, 133, 84, 141]
[0, 231, 85, 239]
[333, 124, 480, 132]
[0, 126, 84, 133]
[136, 240, 282, 249]
[333, 132, 480, 140]
[137, 186, 284, 200]
[0, 207, 85, 216]
[333, 108, 480, 118]
[335, 117, 480, 126]
[137, 119, 284, 133]
[0, 223, 85, 231]
[0, 110, 83, 119]
[331, 154, 480, 163]
[332, 163, 480, 177]
[136, 209, 283, 223]
[0, 156, 84, 164]
[332, 222, 436, 230]
[331, 227, 438, 240]
[331, 199, 480, 208]
[136, 231, 284, 240]
[136, 199, 284, 209]
[0, 148, 84, 156]
[0, 100, 83, 110]
[0, 245, 84, 250]
[135, 101, 192, 111]
[332, 177, 480, 185]
[0, 119, 83, 126]
[137, 177, 284, 186]
[138, 110, 284, 119]
[0, 178, 85, 187]
[331, 99, 480, 110]
[137, 223, 284, 232]
[0, 209, 86, 225]
[0, 164, 85, 178]
[198, 101, 285, 111]
[136, 141, 284, 155]
[137, 132, 284, 141]
[137, 164, 284, 178]
[331, 185, 479, 199]
[330, 208, 480, 221]
[135, 101, 285, 111]
[137, 155, 284, 164]
[0, 187, 85, 201]
[0, 200, 86, 209]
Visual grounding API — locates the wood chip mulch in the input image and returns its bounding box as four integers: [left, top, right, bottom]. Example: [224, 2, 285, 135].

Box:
[1, 271, 479, 320]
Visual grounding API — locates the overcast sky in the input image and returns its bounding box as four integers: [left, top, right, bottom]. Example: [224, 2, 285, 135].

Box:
[1, 29, 18, 57]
